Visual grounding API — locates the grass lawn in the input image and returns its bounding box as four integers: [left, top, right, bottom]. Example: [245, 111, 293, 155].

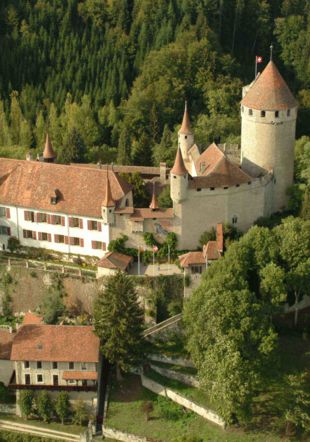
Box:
[106, 374, 284, 442]
[0, 413, 84, 435]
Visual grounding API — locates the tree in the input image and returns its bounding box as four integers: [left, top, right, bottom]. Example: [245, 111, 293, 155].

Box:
[120, 173, 149, 208]
[55, 392, 71, 424]
[73, 400, 89, 426]
[94, 272, 145, 378]
[199, 227, 216, 248]
[58, 128, 86, 164]
[158, 186, 172, 208]
[41, 283, 66, 324]
[36, 391, 53, 422]
[19, 390, 34, 419]
[286, 259, 310, 326]
[7, 236, 20, 253]
[284, 373, 310, 435]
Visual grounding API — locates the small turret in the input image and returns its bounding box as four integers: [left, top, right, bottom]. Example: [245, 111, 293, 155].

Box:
[170, 147, 188, 203]
[101, 168, 115, 224]
[149, 183, 159, 211]
[178, 101, 194, 160]
[43, 133, 56, 163]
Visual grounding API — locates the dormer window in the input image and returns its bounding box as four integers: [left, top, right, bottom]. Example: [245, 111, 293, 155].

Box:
[275, 111, 279, 118]
[260, 111, 265, 117]
[249, 109, 253, 116]
[50, 189, 59, 205]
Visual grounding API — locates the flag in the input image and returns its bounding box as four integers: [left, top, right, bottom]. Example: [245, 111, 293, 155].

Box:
[153, 245, 158, 252]
[256, 56, 263, 63]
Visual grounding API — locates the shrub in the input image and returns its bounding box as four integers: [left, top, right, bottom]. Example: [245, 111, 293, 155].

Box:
[7, 236, 20, 253]
[55, 392, 71, 424]
[19, 390, 34, 419]
[73, 400, 89, 426]
[36, 391, 53, 422]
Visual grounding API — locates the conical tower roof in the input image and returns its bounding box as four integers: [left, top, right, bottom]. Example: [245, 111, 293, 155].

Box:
[149, 183, 159, 210]
[43, 133, 56, 160]
[241, 61, 297, 110]
[179, 101, 192, 134]
[102, 168, 115, 207]
[171, 147, 187, 176]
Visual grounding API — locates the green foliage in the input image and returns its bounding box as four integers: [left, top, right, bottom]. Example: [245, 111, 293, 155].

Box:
[141, 400, 154, 421]
[41, 275, 66, 324]
[120, 173, 149, 208]
[158, 186, 172, 208]
[94, 272, 145, 372]
[7, 236, 20, 253]
[198, 227, 216, 248]
[36, 390, 53, 422]
[184, 218, 310, 424]
[284, 373, 310, 434]
[72, 400, 89, 426]
[143, 232, 158, 248]
[156, 396, 185, 420]
[108, 234, 129, 254]
[55, 392, 71, 424]
[19, 390, 34, 419]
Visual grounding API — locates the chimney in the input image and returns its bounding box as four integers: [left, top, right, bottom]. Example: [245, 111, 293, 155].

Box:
[26, 152, 32, 161]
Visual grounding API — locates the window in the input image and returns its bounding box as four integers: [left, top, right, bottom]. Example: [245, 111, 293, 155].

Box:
[69, 217, 83, 228]
[69, 362, 74, 370]
[260, 110, 266, 117]
[185, 135, 187, 139]
[52, 362, 58, 369]
[38, 232, 51, 242]
[37, 361, 42, 369]
[36, 213, 47, 223]
[92, 241, 106, 250]
[24, 361, 30, 369]
[81, 363, 86, 370]
[54, 234, 65, 244]
[23, 229, 36, 239]
[24, 211, 35, 222]
[0, 207, 6, 217]
[196, 188, 201, 192]
[191, 266, 202, 274]
[275, 111, 279, 118]
[37, 374, 43, 383]
[54, 215, 64, 225]
[248, 109, 253, 116]
[232, 215, 238, 224]
[69, 237, 84, 247]
[25, 374, 30, 385]
[287, 109, 291, 116]
[0, 226, 10, 236]
[87, 220, 101, 231]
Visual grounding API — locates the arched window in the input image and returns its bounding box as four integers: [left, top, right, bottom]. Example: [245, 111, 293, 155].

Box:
[261, 110, 266, 117]
[249, 109, 253, 116]
[275, 111, 279, 118]
[232, 215, 238, 224]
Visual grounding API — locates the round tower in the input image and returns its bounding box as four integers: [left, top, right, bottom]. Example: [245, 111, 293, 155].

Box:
[240, 59, 298, 211]
[170, 147, 188, 203]
[178, 101, 194, 160]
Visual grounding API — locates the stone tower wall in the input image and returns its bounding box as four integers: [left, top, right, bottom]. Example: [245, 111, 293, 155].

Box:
[241, 105, 297, 211]
[170, 173, 188, 204]
[178, 132, 194, 160]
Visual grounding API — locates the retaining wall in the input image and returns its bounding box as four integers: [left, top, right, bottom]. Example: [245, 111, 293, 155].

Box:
[148, 354, 194, 368]
[141, 374, 225, 428]
[149, 363, 199, 387]
[102, 427, 150, 442]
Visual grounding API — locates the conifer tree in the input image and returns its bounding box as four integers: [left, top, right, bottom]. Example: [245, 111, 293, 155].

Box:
[94, 272, 145, 378]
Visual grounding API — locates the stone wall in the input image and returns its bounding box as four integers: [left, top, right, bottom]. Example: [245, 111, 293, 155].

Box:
[148, 354, 194, 368]
[102, 427, 150, 442]
[141, 374, 225, 428]
[149, 364, 199, 388]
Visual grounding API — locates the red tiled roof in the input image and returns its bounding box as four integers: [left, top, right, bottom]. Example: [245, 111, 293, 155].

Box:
[241, 61, 297, 110]
[10, 325, 99, 363]
[178, 251, 205, 268]
[22, 312, 43, 325]
[97, 251, 133, 271]
[171, 148, 187, 176]
[0, 158, 131, 218]
[195, 143, 224, 176]
[203, 241, 221, 261]
[63, 371, 97, 381]
[43, 134, 56, 160]
[190, 156, 251, 189]
[0, 329, 14, 360]
[149, 184, 159, 210]
[102, 169, 115, 207]
[130, 208, 174, 221]
[76, 163, 161, 176]
[179, 101, 192, 134]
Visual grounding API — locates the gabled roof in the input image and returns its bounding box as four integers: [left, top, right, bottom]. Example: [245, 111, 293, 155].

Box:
[179, 101, 192, 135]
[171, 148, 187, 176]
[149, 184, 159, 210]
[241, 61, 297, 110]
[43, 134, 56, 160]
[195, 143, 224, 176]
[178, 251, 205, 268]
[97, 251, 133, 271]
[216, 223, 224, 253]
[203, 241, 221, 261]
[0, 329, 14, 360]
[11, 325, 99, 363]
[0, 158, 131, 218]
[102, 169, 115, 207]
[22, 312, 43, 325]
[190, 147, 251, 189]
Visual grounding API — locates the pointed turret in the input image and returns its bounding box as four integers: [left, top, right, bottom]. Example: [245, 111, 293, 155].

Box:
[241, 60, 297, 110]
[179, 101, 192, 134]
[171, 148, 187, 176]
[149, 183, 159, 210]
[102, 169, 115, 207]
[178, 101, 194, 160]
[43, 133, 56, 163]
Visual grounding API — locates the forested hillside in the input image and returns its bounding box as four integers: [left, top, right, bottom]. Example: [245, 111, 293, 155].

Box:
[0, 0, 309, 169]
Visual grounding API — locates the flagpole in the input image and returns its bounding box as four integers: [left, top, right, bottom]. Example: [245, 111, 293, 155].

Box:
[138, 248, 140, 276]
[153, 250, 155, 277]
[255, 56, 257, 79]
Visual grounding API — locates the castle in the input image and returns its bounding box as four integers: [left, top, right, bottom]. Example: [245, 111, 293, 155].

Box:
[0, 60, 297, 256]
